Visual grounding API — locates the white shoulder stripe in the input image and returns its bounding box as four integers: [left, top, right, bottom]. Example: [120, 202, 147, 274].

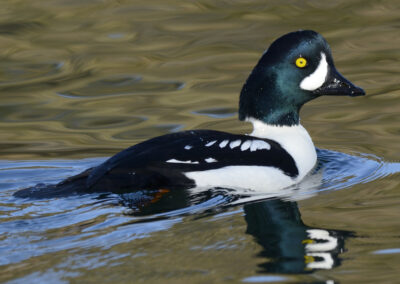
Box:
[240, 140, 252, 151]
[250, 140, 271, 152]
[229, 139, 241, 149]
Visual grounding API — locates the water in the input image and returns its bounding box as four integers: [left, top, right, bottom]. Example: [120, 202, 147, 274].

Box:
[1, 0, 400, 283]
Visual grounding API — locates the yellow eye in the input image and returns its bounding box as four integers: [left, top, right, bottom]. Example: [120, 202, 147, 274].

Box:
[295, 57, 307, 68]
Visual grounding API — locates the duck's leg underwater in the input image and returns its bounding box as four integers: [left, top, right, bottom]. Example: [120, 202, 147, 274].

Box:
[13, 168, 94, 199]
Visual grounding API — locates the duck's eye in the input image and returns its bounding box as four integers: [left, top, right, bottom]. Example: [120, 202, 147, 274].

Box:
[295, 57, 307, 68]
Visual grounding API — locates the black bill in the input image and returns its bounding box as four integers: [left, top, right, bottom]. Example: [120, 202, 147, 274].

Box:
[314, 66, 365, 97]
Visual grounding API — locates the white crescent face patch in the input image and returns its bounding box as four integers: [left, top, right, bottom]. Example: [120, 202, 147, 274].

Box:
[300, 52, 328, 91]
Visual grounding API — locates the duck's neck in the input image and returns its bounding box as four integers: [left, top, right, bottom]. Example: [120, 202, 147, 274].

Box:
[238, 64, 302, 127]
[239, 100, 301, 127]
[248, 118, 317, 180]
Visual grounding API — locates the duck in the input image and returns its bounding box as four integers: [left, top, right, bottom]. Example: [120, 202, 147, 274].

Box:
[14, 30, 365, 199]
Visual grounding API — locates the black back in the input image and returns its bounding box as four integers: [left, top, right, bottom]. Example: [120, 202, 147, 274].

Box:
[86, 130, 298, 192]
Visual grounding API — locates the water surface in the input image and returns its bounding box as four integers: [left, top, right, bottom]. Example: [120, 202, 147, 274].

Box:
[1, 0, 400, 283]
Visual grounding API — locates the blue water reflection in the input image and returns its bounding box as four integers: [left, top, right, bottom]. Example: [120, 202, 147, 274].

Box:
[1, 149, 399, 274]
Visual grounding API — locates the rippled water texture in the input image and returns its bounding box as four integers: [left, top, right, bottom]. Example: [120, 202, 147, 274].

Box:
[0, 0, 400, 283]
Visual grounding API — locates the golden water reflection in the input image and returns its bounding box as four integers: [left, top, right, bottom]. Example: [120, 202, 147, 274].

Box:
[0, 0, 398, 161]
[0, 0, 400, 283]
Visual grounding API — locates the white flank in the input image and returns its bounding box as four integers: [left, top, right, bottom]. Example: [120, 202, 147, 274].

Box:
[166, 159, 199, 164]
[184, 145, 192, 150]
[185, 165, 293, 192]
[229, 139, 241, 149]
[219, 140, 229, 148]
[250, 140, 271, 152]
[205, 157, 217, 163]
[248, 118, 317, 182]
[300, 52, 328, 91]
[240, 140, 252, 151]
[205, 140, 217, 147]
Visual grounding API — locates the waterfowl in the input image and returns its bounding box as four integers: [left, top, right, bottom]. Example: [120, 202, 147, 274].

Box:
[14, 30, 365, 198]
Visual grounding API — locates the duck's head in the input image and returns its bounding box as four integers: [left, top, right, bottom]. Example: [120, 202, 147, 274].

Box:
[239, 30, 365, 126]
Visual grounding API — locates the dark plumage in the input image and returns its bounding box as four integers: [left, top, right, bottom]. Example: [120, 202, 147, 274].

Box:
[14, 130, 297, 197]
[14, 30, 365, 199]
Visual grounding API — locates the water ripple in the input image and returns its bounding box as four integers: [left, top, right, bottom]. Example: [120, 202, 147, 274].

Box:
[0, 149, 398, 268]
[58, 75, 185, 98]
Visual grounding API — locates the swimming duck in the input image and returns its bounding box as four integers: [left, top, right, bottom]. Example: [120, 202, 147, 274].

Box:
[14, 30, 365, 198]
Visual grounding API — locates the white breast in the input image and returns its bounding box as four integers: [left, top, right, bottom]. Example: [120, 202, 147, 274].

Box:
[249, 119, 317, 181]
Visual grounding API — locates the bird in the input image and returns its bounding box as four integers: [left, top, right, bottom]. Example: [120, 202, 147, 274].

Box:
[14, 30, 365, 199]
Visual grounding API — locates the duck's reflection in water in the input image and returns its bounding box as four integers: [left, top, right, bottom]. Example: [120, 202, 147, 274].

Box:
[244, 198, 353, 273]
[120, 161, 353, 274]
[122, 187, 353, 274]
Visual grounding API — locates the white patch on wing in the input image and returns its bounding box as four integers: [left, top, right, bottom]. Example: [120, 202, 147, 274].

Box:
[166, 159, 199, 164]
[185, 165, 294, 192]
[240, 140, 252, 151]
[250, 140, 271, 152]
[205, 140, 217, 147]
[219, 140, 229, 148]
[184, 145, 192, 150]
[300, 52, 328, 91]
[229, 139, 241, 149]
[205, 157, 217, 163]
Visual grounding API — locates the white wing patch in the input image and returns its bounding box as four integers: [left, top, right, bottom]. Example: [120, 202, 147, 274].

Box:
[240, 140, 270, 152]
[300, 52, 328, 91]
[219, 140, 229, 148]
[240, 140, 252, 151]
[205, 140, 217, 147]
[184, 145, 192, 150]
[205, 157, 217, 163]
[166, 159, 199, 164]
[250, 140, 271, 152]
[229, 139, 241, 149]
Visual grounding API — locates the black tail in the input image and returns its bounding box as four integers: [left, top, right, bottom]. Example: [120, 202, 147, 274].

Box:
[13, 168, 93, 199]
